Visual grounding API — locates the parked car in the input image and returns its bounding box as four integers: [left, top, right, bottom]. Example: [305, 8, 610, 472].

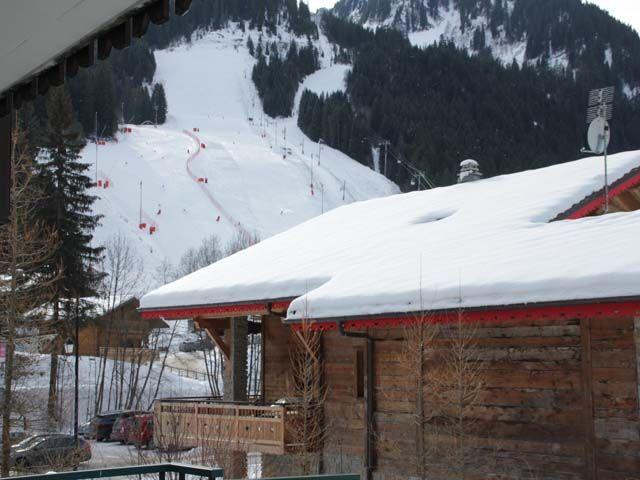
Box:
[11, 434, 91, 470]
[126, 413, 154, 448]
[178, 338, 213, 352]
[92, 412, 121, 441]
[110, 411, 146, 443]
[78, 421, 95, 439]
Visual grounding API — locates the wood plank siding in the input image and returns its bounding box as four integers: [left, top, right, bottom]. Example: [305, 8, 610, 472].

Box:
[262, 315, 640, 479]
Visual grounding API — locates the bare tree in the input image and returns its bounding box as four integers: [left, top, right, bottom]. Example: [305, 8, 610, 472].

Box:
[94, 233, 144, 414]
[286, 318, 328, 475]
[395, 310, 486, 479]
[0, 120, 59, 476]
[225, 230, 259, 257]
[177, 234, 224, 277]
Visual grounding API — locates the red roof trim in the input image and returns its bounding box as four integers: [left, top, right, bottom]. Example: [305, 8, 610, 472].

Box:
[291, 299, 640, 331]
[140, 300, 292, 320]
[563, 168, 640, 220]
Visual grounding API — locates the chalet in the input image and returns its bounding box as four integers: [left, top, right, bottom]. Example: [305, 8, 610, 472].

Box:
[140, 151, 640, 480]
[77, 297, 169, 357]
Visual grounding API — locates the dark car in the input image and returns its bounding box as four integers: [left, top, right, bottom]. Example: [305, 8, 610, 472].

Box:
[92, 412, 121, 441]
[11, 434, 91, 471]
[126, 413, 154, 448]
[110, 411, 146, 443]
[78, 421, 95, 439]
[178, 338, 213, 352]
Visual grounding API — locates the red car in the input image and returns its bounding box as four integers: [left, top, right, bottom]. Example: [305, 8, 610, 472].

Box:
[110, 411, 143, 443]
[126, 413, 154, 448]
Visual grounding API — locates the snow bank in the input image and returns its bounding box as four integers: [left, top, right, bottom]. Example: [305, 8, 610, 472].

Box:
[141, 150, 640, 320]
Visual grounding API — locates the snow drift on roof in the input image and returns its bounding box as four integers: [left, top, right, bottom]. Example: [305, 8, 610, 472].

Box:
[140, 151, 640, 320]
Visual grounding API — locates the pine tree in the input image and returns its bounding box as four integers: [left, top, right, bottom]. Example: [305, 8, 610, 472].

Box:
[37, 86, 104, 425]
[151, 83, 168, 124]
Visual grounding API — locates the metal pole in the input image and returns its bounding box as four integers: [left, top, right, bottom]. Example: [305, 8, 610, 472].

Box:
[94, 112, 98, 184]
[604, 145, 609, 213]
[74, 297, 79, 445]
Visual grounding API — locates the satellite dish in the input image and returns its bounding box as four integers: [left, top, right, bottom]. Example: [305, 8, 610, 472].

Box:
[587, 116, 610, 155]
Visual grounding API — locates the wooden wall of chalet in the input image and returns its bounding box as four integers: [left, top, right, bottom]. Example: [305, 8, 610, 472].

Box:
[262, 315, 640, 479]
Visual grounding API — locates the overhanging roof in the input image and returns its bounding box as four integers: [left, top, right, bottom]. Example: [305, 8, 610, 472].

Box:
[0, 0, 192, 111]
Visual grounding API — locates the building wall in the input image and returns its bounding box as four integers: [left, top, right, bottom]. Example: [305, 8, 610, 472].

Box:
[261, 315, 640, 479]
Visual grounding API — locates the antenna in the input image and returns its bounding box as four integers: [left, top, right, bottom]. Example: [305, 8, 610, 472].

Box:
[582, 86, 614, 213]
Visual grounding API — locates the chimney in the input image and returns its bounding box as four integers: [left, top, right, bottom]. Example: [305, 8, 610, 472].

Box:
[457, 159, 483, 183]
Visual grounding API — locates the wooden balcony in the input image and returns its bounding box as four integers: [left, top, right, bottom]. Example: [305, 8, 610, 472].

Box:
[154, 398, 299, 455]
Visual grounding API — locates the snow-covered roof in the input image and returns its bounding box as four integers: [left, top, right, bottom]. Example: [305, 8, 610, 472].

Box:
[140, 151, 640, 322]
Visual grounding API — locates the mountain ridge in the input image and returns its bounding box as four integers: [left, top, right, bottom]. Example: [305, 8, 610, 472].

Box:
[333, 0, 640, 95]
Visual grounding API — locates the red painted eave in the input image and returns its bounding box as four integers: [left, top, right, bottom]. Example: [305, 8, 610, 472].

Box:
[290, 298, 640, 331]
[139, 299, 292, 320]
[561, 167, 640, 220]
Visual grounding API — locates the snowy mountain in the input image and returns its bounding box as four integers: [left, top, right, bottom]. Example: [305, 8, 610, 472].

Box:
[332, 0, 640, 92]
[82, 25, 398, 281]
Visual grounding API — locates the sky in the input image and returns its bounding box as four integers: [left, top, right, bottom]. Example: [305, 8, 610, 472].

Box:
[305, 0, 640, 34]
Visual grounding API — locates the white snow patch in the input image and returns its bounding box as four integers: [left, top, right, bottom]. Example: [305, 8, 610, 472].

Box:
[300, 63, 351, 97]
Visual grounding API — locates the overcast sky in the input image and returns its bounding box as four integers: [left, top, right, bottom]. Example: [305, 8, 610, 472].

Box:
[305, 0, 640, 33]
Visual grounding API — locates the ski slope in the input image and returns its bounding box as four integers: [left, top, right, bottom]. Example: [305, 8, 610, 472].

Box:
[83, 26, 398, 279]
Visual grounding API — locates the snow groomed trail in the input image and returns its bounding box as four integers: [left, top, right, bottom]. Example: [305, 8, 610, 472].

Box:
[84, 26, 398, 275]
[183, 129, 251, 238]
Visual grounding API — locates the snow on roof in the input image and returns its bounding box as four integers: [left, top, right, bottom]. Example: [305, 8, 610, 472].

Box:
[140, 151, 640, 321]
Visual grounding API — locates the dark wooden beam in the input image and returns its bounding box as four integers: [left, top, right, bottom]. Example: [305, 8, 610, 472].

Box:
[0, 105, 13, 224]
[112, 19, 133, 50]
[205, 327, 230, 361]
[175, 0, 193, 16]
[76, 42, 96, 68]
[150, 0, 170, 25]
[133, 10, 151, 38]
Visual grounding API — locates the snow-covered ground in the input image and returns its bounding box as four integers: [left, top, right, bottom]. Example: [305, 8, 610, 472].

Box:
[84, 26, 397, 281]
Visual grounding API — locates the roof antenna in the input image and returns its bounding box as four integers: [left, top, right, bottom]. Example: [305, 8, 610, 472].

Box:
[581, 86, 614, 213]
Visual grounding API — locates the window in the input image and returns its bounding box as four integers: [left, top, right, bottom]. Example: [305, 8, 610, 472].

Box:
[355, 348, 365, 399]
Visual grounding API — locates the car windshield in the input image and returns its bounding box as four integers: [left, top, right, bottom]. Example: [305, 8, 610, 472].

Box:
[12, 436, 45, 449]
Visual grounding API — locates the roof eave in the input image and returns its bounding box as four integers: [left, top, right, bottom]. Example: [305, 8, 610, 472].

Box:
[138, 298, 294, 320]
[284, 295, 640, 330]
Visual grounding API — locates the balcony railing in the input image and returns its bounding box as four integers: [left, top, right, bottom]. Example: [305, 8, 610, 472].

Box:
[154, 398, 299, 455]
